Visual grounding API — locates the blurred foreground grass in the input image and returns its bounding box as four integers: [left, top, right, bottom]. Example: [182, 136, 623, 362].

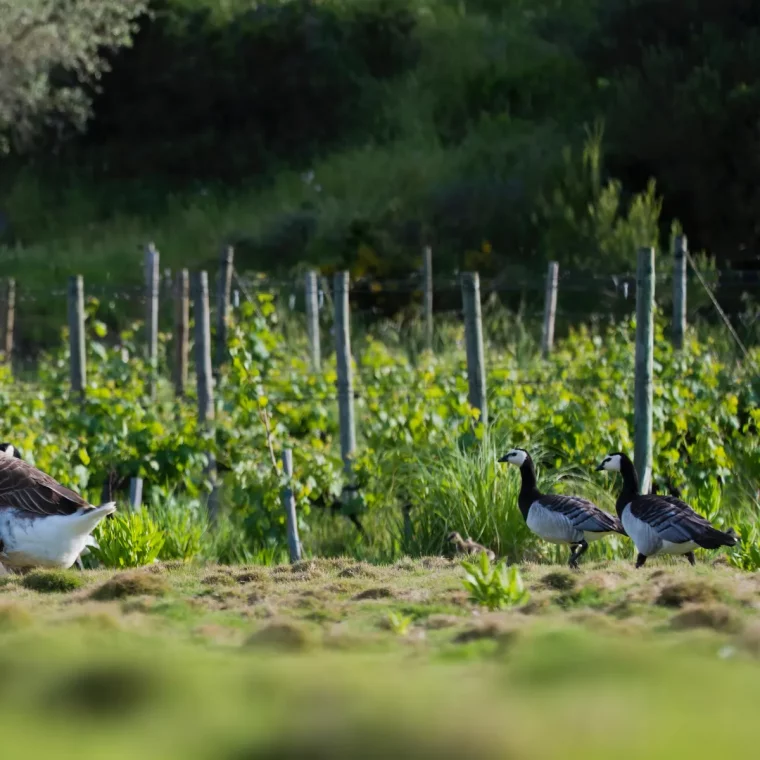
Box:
[2, 558, 760, 758]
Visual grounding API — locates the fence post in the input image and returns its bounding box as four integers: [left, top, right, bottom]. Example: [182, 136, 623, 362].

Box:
[68, 275, 86, 397]
[672, 234, 687, 350]
[215, 245, 234, 372]
[423, 245, 434, 352]
[281, 448, 302, 563]
[174, 269, 189, 397]
[541, 261, 559, 358]
[634, 246, 655, 495]
[1, 278, 15, 365]
[144, 243, 160, 399]
[192, 271, 215, 424]
[128, 477, 143, 512]
[461, 272, 487, 425]
[305, 270, 321, 371]
[334, 272, 356, 477]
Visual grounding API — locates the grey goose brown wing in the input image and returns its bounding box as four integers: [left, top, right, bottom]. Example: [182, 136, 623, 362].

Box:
[0, 454, 92, 517]
[629, 495, 734, 548]
[539, 494, 624, 534]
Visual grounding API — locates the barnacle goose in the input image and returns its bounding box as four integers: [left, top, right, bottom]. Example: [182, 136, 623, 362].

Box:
[446, 531, 496, 562]
[0, 442, 115, 570]
[499, 448, 625, 568]
[596, 451, 738, 568]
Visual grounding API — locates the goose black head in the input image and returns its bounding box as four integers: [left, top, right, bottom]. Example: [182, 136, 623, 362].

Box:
[446, 531, 463, 544]
[498, 448, 529, 466]
[0, 443, 21, 459]
[595, 453, 625, 472]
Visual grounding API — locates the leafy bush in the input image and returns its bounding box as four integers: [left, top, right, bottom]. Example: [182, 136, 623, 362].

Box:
[91, 511, 165, 569]
[461, 553, 529, 611]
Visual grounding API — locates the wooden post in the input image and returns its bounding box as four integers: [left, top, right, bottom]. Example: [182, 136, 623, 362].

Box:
[281, 449, 302, 563]
[305, 270, 321, 371]
[144, 243, 159, 399]
[461, 272, 487, 425]
[634, 247, 655, 495]
[541, 261, 559, 358]
[423, 245, 434, 351]
[68, 275, 86, 396]
[215, 245, 234, 372]
[1, 278, 15, 363]
[129, 478, 143, 512]
[233, 289, 240, 309]
[174, 269, 189, 397]
[334, 272, 356, 476]
[672, 234, 687, 350]
[192, 271, 214, 424]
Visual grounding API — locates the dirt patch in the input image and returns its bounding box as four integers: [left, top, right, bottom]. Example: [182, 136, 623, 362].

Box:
[245, 620, 316, 651]
[91, 571, 169, 601]
[424, 614, 464, 630]
[203, 572, 236, 587]
[353, 587, 394, 601]
[453, 617, 521, 646]
[235, 568, 270, 584]
[670, 603, 741, 633]
[338, 563, 377, 579]
[421, 557, 452, 570]
[541, 571, 577, 592]
[657, 579, 722, 608]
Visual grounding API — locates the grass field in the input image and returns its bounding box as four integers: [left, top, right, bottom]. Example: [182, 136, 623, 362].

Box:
[3, 557, 760, 757]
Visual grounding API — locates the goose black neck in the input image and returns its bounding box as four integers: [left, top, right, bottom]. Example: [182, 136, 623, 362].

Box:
[516, 457, 541, 520]
[615, 454, 640, 515]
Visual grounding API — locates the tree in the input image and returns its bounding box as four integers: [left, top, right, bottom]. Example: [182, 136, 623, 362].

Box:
[0, 0, 148, 153]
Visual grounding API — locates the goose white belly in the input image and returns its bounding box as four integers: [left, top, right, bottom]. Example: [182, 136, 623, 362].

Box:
[526, 502, 611, 545]
[621, 504, 697, 557]
[0, 504, 114, 569]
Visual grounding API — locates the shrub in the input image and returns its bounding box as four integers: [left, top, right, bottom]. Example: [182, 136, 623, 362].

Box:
[90, 510, 165, 569]
[461, 553, 530, 611]
[21, 569, 85, 594]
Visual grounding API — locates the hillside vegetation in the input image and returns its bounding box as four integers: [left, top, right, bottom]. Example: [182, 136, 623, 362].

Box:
[2, 0, 760, 291]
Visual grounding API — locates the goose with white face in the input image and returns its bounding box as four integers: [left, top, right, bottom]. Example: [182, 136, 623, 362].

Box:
[595, 454, 622, 472]
[497, 448, 528, 467]
[498, 447, 625, 569]
[595, 450, 738, 569]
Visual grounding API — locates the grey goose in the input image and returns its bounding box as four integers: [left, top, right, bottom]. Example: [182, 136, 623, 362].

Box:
[499, 448, 625, 568]
[596, 451, 738, 568]
[446, 531, 496, 562]
[0, 442, 115, 570]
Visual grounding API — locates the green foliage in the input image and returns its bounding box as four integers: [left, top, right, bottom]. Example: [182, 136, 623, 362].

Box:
[91, 511, 165, 569]
[0, 295, 757, 568]
[0, 0, 148, 153]
[385, 611, 413, 636]
[21, 570, 84, 594]
[461, 553, 529, 611]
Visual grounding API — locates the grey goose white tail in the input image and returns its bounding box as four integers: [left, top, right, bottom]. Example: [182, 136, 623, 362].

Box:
[0, 442, 116, 570]
[498, 448, 625, 568]
[596, 451, 738, 568]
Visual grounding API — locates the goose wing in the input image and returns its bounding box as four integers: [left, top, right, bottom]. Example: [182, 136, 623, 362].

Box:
[0, 455, 91, 517]
[629, 496, 734, 547]
[539, 494, 624, 534]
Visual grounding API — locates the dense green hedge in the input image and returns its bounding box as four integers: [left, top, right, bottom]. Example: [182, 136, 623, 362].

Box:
[86, 0, 420, 179]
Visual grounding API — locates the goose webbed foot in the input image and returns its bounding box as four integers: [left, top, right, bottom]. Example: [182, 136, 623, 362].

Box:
[685, 551, 696, 567]
[635, 553, 647, 569]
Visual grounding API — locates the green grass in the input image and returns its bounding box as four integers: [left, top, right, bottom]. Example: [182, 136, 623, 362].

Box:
[1, 558, 760, 757]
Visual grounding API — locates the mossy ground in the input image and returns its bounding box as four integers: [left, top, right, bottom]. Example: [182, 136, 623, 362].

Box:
[2, 557, 760, 758]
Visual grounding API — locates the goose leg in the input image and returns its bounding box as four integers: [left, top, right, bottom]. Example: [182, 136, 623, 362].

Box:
[635, 553, 647, 569]
[685, 551, 696, 567]
[75, 556, 84, 571]
[569, 539, 589, 569]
